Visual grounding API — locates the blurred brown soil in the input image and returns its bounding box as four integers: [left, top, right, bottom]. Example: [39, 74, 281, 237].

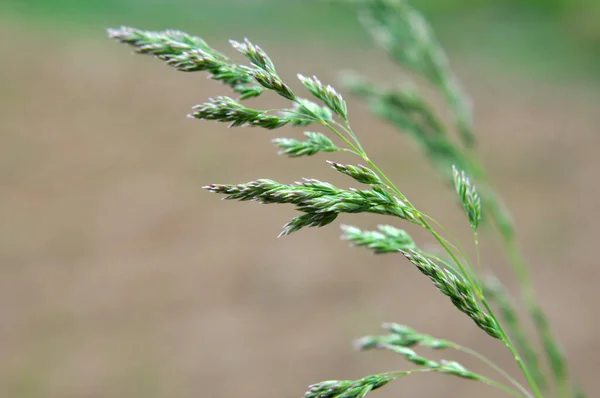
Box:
[1, 21, 599, 398]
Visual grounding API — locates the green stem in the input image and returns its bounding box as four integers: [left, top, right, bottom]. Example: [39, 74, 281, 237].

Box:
[477, 375, 526, 398]
[292, 102, 363, 155]
[420, 217, 477, 290]
[321, 120, 362, 155]
[482, 297, 543, 398]
[386, 368, 431, 379]
[420, 251, 461, 276]
[334, 120, 366, 154]
[454, 344, 531, 398]
[422, 213, 473, 271]
[474, 232, 482, 294]
[387, 369, 522, 397]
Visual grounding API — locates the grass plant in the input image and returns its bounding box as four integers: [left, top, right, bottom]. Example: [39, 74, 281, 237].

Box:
[108, 1, 582, 396]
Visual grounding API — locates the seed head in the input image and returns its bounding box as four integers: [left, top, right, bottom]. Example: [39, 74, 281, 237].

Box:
[298, 74, 348, 120]
[453, 165, 481, 232]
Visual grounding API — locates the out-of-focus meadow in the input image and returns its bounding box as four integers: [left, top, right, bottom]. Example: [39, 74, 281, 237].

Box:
[1, 1, 599, 397]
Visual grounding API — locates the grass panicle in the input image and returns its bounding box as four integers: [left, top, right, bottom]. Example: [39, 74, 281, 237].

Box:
[304, 374, 396, 398]
[229, 39, 295, 100]
[453, 165, 482, 232]
[340, 224, 415, 254]
[298, 74, 349, 121]
[401, 250, 500, 339]
[107, 26, 212, 57]
[280, 212, 339, 237]
[272, 132, 341, 158]
[190, 96, 289, 129]
[108, 1, 581, 396]
[243, 66, 296, 100]
[327, 161, 383, 185]
[354, 322, 453, 351]
[107, 26, 265, 99]
[203, 179, 420, 236]
[229, 38, 277, 74]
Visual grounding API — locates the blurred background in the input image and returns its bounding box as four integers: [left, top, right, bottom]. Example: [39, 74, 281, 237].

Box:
[1, 0, 599, 397]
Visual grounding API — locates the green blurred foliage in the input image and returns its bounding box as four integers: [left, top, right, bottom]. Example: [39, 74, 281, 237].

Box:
[1, 0, 599, 82]
[2, 0, 600, 39]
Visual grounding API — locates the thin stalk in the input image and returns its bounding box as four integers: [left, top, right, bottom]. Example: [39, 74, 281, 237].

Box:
[321, 120, 362, 155]
[334, 119, 366, 154]
[386, 368, 432, 379]
[455, 344, 532, 398]
[387, 369, 522, 397]
[478, 375, 525, 398]
[420, 217, 478, 292]
[422, 212, 475, 278]
[474, 232, 483, 295]
[482, 297, 543, 398]
[420, 251, 461, 276]
[339, 147, 362, 156]
[423, 213, 468, 253]
[290, 101, 363, 155]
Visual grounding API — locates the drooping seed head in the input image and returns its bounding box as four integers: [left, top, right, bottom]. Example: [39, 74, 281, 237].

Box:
[401, 250, 500, 338]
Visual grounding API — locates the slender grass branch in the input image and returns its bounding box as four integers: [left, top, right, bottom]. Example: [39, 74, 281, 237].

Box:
[455, 344, 532, 398]
[481, 298, 543, 398]
[474, 232, 482, 293]
[421, 213, 474, 274]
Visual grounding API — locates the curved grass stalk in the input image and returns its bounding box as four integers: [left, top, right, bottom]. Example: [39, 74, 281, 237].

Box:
[483, 277, 548, 391]
[454, 343, 532, 398]
[474, 232, 482, 294]
[322, 120, 541, 396]
[332, 122, 542, 397]
[420, 213, 476, 279]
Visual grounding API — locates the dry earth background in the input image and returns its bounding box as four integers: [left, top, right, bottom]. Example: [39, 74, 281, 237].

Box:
[1, 12, 599, 398]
